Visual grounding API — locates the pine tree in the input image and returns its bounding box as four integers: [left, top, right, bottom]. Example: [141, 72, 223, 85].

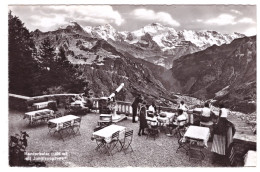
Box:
[8, 11, 37, 96]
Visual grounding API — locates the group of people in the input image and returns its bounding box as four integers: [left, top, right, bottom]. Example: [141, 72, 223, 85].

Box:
[131, 93, 232, 141]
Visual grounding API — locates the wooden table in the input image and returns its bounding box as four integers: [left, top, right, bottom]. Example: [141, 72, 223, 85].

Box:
[92, 124, 126, 143]
[48, 115, 80, 141]
[24, 109, 54, 124]
[32, 101, 56, 109]
[244, 150, 257, 167]
[48, 115, 80, 130]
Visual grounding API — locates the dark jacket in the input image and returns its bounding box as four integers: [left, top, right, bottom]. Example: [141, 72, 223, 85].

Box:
[213, 117, 235, 136]
[131, 96, 142, 108]
[139, 106, 148, 129]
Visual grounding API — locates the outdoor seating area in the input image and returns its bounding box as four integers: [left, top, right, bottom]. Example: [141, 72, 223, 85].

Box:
[8, 91, 257, 167]
[10, 106, 235, 167]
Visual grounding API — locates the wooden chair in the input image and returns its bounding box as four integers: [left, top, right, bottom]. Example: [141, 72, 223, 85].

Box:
[166, 117, 178, 136]
[188, 138, 205, 164]
[98, 115, 112, 129]
[55, 112, 63, 118]
[119, 130, 134, 154]
[58, 121, 73, 141]
[146, 123, 159, 140]
[94, 137, 106, 152]
[47, 122, 57, 136]
[31, 113, 42, 125]
[104, 131, 120, 156]
[176, 127, 189, 154]
[175, 118, 188, 138]
[72, 118, 81, 136]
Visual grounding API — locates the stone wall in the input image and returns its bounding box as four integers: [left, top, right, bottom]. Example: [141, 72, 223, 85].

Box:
[9, 94, 30, 111]
[9, 93, 80, 111]
[227, 113, 257, 166]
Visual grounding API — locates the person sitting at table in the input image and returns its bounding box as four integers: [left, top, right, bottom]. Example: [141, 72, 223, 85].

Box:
[200, 102, 211, 122]
[166, 109, 187, 137]
[178, 101, 189, 111]
[166, 114, 178, 137]
[176, 109, 188, 126]
[147, 102, 156, 117]
[138, 104, 148, 136]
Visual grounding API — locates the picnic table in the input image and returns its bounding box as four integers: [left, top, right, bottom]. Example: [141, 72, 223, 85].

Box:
[48, 115, 81, 141]
[32, 100, 56, 110]
[92, 124, 126, 143]
[24, 109, 54, 124]
[48, 115, 80, 131]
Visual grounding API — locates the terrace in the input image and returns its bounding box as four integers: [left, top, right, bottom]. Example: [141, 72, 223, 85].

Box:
[8, 94, 256, 167]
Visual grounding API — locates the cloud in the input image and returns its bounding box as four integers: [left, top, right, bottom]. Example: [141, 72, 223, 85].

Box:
[237, 17, 255, 24]
[244, 27, 256, 36]
[50, 6, 124, 26]
[130, 8, 180, 27]
[230, 9, 243, 15]
[205, 14, 236, 25]
[30, 14, 66, 28]
[9, 5, 124, 31]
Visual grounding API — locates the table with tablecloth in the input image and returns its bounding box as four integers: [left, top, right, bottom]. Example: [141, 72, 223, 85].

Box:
[32, 100, 56, 110]
[244, 150, 257, 167]
[157, 112, 176, 125]
[92, 124, 126, 143]
[48, 115, 80, 130]
[24, 109, 54, 123]
[184, 125, 210, 147]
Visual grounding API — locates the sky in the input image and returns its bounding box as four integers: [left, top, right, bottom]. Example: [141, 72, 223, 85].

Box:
[8, 4, 257, 36]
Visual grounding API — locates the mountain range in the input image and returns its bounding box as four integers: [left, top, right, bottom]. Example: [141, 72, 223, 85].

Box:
[31, 22, 256, 113]
[32, 21, 244, 69]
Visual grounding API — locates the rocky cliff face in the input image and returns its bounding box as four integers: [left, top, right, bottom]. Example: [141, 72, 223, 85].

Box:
[168, 36, 256, 113]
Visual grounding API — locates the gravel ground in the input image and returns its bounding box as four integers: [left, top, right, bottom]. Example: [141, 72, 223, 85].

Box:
[9, 109, 224, 167]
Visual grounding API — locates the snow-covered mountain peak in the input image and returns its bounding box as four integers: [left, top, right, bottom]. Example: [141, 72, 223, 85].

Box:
[58, 21, 83, 31]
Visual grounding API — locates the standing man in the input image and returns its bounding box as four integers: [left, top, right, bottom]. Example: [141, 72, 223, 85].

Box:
[131, 94, 143, 123]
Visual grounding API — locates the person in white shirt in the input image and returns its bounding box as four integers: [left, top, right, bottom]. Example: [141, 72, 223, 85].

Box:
[147, 102, 157, 116]
[166, 109, 187, 137]
[148, 105, 155, 112]
[200, 102, 211, 122]
[177, 109, 188, 126]
[219, 103, 228, 118]
[178, 101, 188, 111]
